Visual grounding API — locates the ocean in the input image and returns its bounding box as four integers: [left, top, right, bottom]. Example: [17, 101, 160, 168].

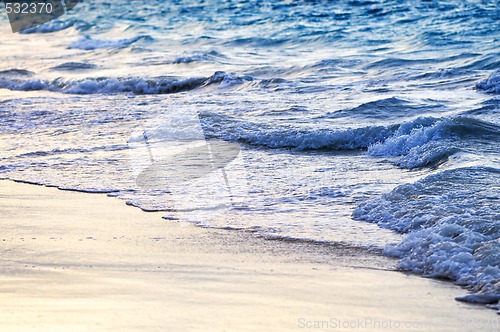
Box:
[0, 0, 498, 312]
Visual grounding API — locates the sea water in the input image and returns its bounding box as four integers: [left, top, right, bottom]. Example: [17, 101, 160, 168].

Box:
[0, 0, 498, 311]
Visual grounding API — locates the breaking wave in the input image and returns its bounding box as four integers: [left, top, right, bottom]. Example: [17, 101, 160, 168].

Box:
[202, 113, 499, 168]
[0, 71, 252, 95]
[353, 167, 500, 310]
[477, 70, 500, 94]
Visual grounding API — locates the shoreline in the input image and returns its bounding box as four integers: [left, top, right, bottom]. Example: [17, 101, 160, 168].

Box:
[0, 180, 497, 331]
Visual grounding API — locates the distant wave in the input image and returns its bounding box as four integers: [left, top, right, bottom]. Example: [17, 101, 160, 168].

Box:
[20, 20, 75, 34]
[321, 97, 443, 120]
[223, 37, 289, 47]
[364, 57, 434, 70]
[0, 69, 34, 77]
[172, 50, 227, 64]
[67, 35, 153, 50]
[0, 71, 253, 95]
[50, 62, 98, 72]
[353, 166, 500, 308]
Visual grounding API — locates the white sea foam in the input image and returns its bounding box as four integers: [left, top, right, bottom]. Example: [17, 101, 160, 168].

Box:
[367, 117, 442, 157]
[353, 167, 500, 307]
[477, 70, 500, 94]
[368, 117, 499, 168]
[369, 124, 458, 169]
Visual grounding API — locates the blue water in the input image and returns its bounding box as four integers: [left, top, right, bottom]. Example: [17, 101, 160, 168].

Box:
[0, 0, 499, 311]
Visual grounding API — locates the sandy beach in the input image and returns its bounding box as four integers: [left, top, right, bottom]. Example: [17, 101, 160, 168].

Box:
[0, 180, 497, 331]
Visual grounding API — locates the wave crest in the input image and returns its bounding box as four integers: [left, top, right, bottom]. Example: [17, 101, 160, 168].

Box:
[0, 71, 251, 95]
[353, 167, 500, 306]
[202, 114, 498, 168]
[477, 70, 500, 94]
[68, 35, 153, 50]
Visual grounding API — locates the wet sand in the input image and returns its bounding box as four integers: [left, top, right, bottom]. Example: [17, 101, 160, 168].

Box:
[0, 180, 497, 331]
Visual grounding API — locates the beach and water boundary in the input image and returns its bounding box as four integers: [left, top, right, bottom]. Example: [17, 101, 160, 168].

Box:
[0, 179, 498, 331]
[0, 1, 498, 330]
